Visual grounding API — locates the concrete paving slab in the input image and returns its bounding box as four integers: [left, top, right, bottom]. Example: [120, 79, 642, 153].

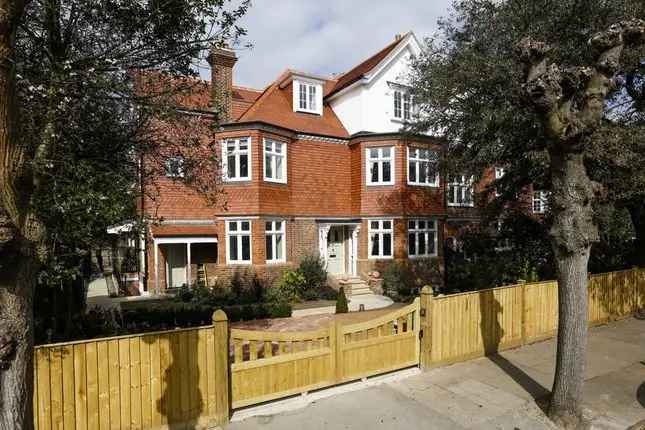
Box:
[228, 384, 466, 430]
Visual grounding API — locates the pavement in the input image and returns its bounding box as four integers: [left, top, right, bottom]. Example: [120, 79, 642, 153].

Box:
[227, 317, 645, 430]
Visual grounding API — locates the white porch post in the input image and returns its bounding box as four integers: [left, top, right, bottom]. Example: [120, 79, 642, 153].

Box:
[318, 224, 331, 268]
[154, 240, 159, 295]
[351, 224, 361, 276]
[186, 242, 192, 288]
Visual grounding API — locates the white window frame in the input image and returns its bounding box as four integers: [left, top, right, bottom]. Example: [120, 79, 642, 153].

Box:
[393, 89, 412, 121]
[408, 219, 438, 258]
[293, 80, 322, 115]
[494, 167, 505, 197]
[533, 190, 549, 214]
[222, 137, 251, 182]
[368, 219, 394, 259]
[447, 175, 475, 207]
[265, 220, 286, 264]
[165, 156, 185, 178]
[407, 147, 439, 187]
[366, 146, 395, 186]
[263, 138, 287, 184]
[225, 220, 252, 265]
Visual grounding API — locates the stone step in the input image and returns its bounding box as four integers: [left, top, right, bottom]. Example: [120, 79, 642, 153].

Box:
[349, 285, 373, 296]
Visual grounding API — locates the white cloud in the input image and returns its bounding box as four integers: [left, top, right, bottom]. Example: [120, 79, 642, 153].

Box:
[200, 0, 453, 89]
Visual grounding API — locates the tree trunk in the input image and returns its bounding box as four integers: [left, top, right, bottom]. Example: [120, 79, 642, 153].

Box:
[0, 257, 36, 430]
[1, 2, 37, 429]
[549, 249, 590, 426]
[628, 202, 645, 267]
[547, 149, 597, 428]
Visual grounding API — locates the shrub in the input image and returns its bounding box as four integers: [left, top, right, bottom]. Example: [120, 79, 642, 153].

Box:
[297, 254, 328, 300]
[382, 260, 440, 302]
[336, 287, 349, 314]
[267, 270, 305, 303]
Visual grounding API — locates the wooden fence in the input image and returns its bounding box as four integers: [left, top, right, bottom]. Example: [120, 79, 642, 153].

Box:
[33, 311, 229, 430]
[33, 268, 644, 429]
[420, 268, 645, 368]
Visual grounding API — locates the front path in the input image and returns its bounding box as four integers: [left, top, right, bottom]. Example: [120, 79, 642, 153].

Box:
[228, 317, 645, 429]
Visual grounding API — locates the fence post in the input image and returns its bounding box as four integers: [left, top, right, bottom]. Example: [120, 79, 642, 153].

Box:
[521, 282, 527, 345]
[334, 320, 344, 383]
[419, 286, 433, 369]
[212, 310, 230, 426]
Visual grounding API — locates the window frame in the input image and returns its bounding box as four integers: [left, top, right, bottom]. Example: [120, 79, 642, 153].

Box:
[222, 137, 252, 182]
[263, 138, 287, 184]
[494, 167, 506, 197]
[408, 219, 438, 258]
[225, 220, 252, 265]
[294, 80, 322, 115]
[533, 190, 549, 214]
[447, 175, 475, 207]
[407, 147, 439, 187]
[366, 146, 396, 186]
[265, 220, 286, 264]
[368, 219, 394, 260]
[165, 155, 185, 178]
[392, 89, 412, 121]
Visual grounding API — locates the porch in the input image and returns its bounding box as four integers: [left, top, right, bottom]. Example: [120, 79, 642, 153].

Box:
[152, 223, 219, 293]
[317, 220, 362, 278]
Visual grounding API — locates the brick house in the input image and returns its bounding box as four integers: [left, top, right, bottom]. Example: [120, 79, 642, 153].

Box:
[139, 32, 500, 295]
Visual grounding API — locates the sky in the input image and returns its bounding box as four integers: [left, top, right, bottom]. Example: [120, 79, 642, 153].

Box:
[199, 0, 454, 89]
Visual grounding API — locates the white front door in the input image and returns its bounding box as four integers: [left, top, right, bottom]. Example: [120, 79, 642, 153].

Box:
[166, 244, 187, 288]
[327, 226, 345, 275]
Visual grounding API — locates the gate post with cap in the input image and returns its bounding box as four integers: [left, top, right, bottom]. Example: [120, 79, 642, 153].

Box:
[419, 286, 433, 369]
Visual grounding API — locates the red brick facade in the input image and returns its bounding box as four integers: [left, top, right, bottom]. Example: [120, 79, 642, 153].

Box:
[139, 38, 489, 293]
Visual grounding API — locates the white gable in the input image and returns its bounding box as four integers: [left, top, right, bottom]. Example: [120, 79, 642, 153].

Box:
[328, 33, 422, 135]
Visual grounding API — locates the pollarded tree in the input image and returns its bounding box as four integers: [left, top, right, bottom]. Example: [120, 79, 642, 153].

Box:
[0, 1, 249, 428]
[408, 0, 645, 426]
[516, 19, 645, 426]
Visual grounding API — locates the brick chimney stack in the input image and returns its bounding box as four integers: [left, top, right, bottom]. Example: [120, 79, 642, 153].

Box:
[209, 46, 238, 123]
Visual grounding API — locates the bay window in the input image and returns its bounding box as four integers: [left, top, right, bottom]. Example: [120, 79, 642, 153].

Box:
[226, 220, 252, 264]
[223, 138, 251, 181]
[408, 147, 439, 186]
[366, 147, 395, 185]
[264, 139, 287, 183]
[408, 219, 438, 257]
[265, 220, 286, 263]
[369, 220, 393, 259]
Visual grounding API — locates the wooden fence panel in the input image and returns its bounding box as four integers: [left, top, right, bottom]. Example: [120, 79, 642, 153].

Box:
[429, 285, 523, 366]
[33, 323, 229, 430]
[424, 268, 644, 367]
[523, 281, 558, 343]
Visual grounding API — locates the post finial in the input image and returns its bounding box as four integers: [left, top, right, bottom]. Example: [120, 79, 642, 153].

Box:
[212, 309, 228, 323]
[421, 286, 433, 295]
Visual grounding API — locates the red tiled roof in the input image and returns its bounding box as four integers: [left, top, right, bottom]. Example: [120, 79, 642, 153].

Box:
[237, 80, 350, 138]
[326, 36, 405, 98]
[151, 224, 218, 237]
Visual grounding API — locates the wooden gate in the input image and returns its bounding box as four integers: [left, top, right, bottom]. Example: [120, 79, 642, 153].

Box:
[229, 299, 420, 409]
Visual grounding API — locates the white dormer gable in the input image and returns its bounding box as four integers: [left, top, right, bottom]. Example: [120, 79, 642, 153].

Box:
[328, 32, 423, 135]
[279, 72, 325, 116]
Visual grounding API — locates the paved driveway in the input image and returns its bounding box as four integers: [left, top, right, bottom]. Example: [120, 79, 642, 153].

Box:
[228, 318, 645, 429]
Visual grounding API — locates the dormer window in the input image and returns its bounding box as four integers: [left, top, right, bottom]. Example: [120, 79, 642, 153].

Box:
[293, 79, 322, 115]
